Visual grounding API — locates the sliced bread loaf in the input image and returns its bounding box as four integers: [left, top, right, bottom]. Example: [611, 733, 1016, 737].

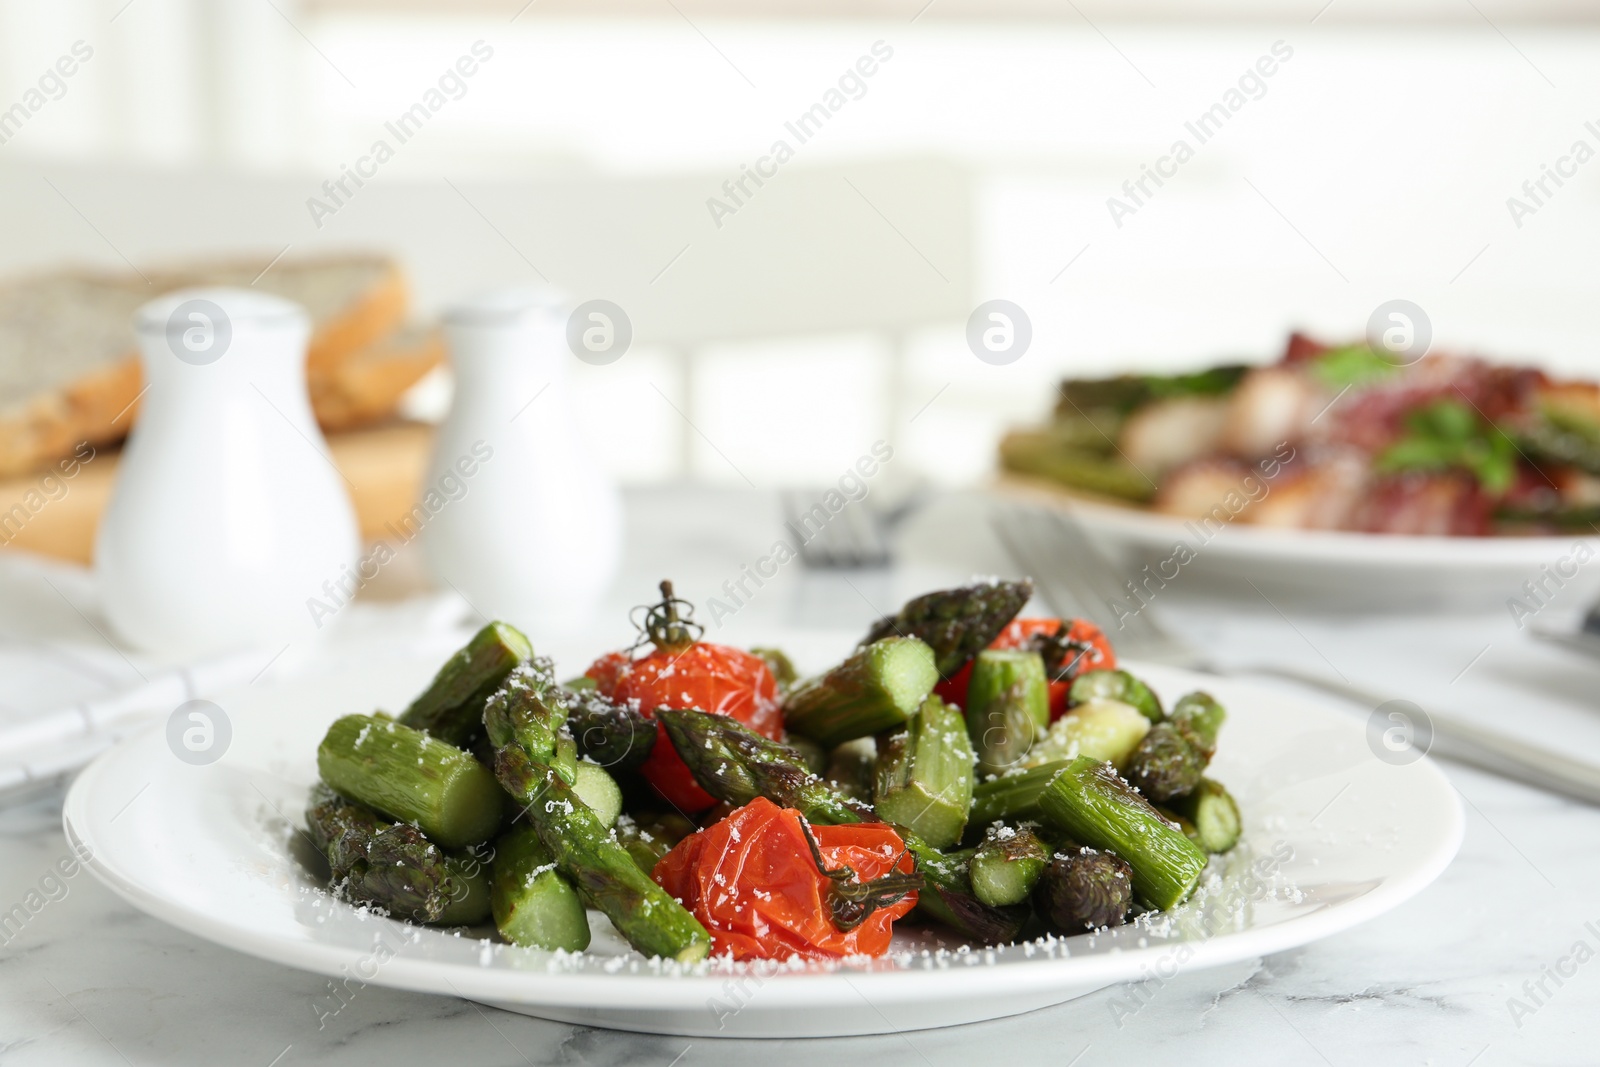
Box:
[0, 253, 407, 478]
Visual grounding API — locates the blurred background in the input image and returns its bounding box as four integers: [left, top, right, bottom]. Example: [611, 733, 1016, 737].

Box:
[1, 0, 1597, 496]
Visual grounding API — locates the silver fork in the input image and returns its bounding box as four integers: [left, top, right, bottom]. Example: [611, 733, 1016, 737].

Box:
[991, 502, 1600, 805]
[782, 490, 892, 569]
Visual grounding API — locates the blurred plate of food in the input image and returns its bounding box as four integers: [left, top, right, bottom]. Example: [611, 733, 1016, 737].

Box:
[997, 333, 1600, 607]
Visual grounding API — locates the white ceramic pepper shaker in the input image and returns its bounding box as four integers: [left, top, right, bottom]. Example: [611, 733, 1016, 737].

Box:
[95, 288, 360, 655]
[421, 287, 622, 634]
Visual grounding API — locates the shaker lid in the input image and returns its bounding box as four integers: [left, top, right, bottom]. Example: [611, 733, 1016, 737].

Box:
[134, 287, 306, 334]
[443, 285, 568, 326]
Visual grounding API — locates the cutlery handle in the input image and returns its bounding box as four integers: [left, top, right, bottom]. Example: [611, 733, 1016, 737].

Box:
[1240, 665, 1600, 806]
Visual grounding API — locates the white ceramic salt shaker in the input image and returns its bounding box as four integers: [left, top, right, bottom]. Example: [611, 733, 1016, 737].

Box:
[422, 287, 622, 634]
[95, 288, 360, 656]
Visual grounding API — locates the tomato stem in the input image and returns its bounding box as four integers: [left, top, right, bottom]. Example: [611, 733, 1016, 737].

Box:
[630, 579, 703, 655]
[1027, 626, 1095, 683]
[797, 816, 922, 932]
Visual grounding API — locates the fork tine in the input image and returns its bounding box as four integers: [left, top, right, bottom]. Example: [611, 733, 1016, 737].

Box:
[785, 489, 890, 570]
[991, 514, 1086, 619]
[999, 507, 1123, 629]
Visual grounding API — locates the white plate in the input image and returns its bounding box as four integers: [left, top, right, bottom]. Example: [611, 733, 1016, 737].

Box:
[999, 477, 1600, 609]
[63, 646, 1462, 1038]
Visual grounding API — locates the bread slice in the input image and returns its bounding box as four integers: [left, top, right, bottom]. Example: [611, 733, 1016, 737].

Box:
[0, 421, 434, 565]
[310, 325, 444, 433]
[0, 253, 405, 478]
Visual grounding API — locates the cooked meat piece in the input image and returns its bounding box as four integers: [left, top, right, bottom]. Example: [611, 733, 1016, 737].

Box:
[1349, 471, 1492, 536]
[1245, 452, 1367, 530]
[1221, 366, 1324, 459]
[1152, 458, 1263, 526]
[1119, 396, 1229, 478]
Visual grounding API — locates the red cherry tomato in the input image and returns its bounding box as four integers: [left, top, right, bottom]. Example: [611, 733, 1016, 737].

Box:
[652, 797, 917, 960]
[587, 643, 781, 813]
[935, 617, 1116, 721]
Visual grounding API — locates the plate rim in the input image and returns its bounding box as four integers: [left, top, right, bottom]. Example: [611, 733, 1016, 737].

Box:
[994, 475, 1600, 566]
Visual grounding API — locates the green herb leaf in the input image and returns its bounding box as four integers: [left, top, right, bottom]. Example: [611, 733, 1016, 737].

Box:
[1375, 399, 1517, 495]
[1310, 345, 1401, 390]
[1143, 365, 1249, 399]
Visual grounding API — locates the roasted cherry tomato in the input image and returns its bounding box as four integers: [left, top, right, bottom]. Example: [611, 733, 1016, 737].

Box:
[935, 617, 1116, 720]
[652, 797, 917, 961]
[587, 583, 781, 813]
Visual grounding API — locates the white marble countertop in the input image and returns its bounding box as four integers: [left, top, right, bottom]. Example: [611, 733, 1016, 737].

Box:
[3, 488, 1598, 1065]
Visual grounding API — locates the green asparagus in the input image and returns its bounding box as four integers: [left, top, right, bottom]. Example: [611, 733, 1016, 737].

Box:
[483, 663, 579, 786]
[969, 761, 1068, 830]
[490, 823, 591, 951]
[1054, 367, 1248, 418]
[614, 812, 696, 874]
[658, 708, 875, 825]
[859, 580, 1032, 678]
[750, 646, 800, 691]
[564, 688, 655, 772]
[900, 837, 1028, 945]
[1026, 699, 1151, 771]
[570, 762, 623, 828]
[1069, 669, 1163, 723]
[873, 696, 975, 848]
[966, 650, 1050, 776]
[1155, 805, 1202, 848]
[1169, 692, 1225, 756]
[998, 432, 1156, 503]
[823, 737, 878, 802]
[1033, 848, 1133, 932]
[494, 744, 710, 963]
[317, 714, 504, 850]
[783, 734, 829, 776]
[1055, 373, 1154, 415]
[1168, 778, 1241, 853]
[306, 787, 491, 924]
[782, 637, 938, 747]
[969, 825, 1049, 907]
[1123, 723, 1207, 802]
[1038, 756, 1208, 910]
[399, 622, 533, 747]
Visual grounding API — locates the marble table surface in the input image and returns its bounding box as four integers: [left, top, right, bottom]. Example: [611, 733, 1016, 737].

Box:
[3, 488, 1598, 1066]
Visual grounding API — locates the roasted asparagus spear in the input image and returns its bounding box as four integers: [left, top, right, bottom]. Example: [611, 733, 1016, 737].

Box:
[490, 823, 591, 951]
[874, 696, 975, 849]
[486, 669, 711, 963]
[965, 649, 1050, 776]
[317, 714, 505, 850]
[306, 787, 490, 924]
[1026, 699, 1151, 771]
[969, 761, 1068, 831]
[484, 663, 580, 785]
[858, 580, 1033, 678]
[1068, 669, 1163, 723]
[782, 637, 939, 747]
[563, 687, 655, 772]
[1167, 778, 1241, 853]
[1038, 756, 1207, 910]
[399, 622, 533, 747]
[1033, 847, 1134, 933]
[969, 825, 1049, 908]
[1123, 691, 1225, 802]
